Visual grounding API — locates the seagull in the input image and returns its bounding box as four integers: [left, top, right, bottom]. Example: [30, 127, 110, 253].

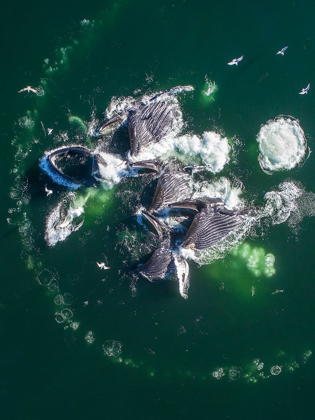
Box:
[47, 128, 53, 135]
[299, 84, 310, 95]
[276, 46, 288, 55]
[18, 86, 38, 94]
[96, 262, 110, 270]
[228, 55, 244, 66]
[44, 186, 53, 196]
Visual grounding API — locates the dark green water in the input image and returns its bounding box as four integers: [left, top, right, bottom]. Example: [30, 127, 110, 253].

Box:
[2, 0, 315, 418]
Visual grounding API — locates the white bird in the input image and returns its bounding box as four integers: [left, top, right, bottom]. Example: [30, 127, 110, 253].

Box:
[276, 46, 288, 55]
[96, 262, 110, 270]
[299, 84, 310, 95]
[18, 86, 38, 94]
[228, 55, 244, 66]
[44, 186, 53, 196]
[47, 128, 53, 135]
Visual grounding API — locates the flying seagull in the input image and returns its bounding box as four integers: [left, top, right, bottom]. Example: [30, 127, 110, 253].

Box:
[96, 262, 110, 270]
[276, 46, 288, 55]
[18, 86, 38, 94]
[228, 56, 244, 66]
[299, 84, 310, 95]
[44, 186, 53, 197]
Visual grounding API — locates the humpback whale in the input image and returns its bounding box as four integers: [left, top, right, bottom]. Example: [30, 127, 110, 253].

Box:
[170, 199, 244, 249]
[138, 211, 190, 298]
[127, 101, 176, 156]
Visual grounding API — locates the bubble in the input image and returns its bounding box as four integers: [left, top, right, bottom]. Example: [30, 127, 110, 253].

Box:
[228, 367, 242, 381]
[63, 293, 74, 305]
[302, 350, 312, 363]
[85, 331, 95, 344]
[102, 340, 123, 357]
[70, 322, 80, 330]
[212, 367, 225, 380]
[270, 365, 282, 375]
[36, 269, 55, 287]
[54, 294, 65, 305]
[177, 325, 187, 335]
[80, 19, 90, 27]
[257, 116, 308, 172]
[61, 308, 73, 319]
[253, 359, 264, 371]
[55, 313, 66, 323]
[47, 279, 59, 291]
[18, 116, 35, 129]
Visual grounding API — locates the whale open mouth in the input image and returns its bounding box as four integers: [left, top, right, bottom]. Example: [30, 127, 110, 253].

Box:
[46, 146, 94, 186]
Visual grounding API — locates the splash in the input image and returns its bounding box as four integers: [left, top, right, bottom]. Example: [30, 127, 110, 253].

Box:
[257, 116, 308, 172]
[93, 151, 129, 189]
[201, 76, 218, 103]
[45, 193, 86, 247]
[193, 177, 244, 210]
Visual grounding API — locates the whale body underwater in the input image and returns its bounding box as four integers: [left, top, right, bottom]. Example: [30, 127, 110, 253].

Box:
[40, 86, 252, 298]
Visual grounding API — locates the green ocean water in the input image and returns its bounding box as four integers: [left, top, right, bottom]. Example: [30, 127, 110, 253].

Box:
[2, 0, 315, 418]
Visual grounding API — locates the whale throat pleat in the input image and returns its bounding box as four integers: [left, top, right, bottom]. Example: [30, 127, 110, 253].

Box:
[128, 101, 174, 155]
[138, 246, 173, 281]
[150, 172, 191, 211]
[182, 210, 243, 249]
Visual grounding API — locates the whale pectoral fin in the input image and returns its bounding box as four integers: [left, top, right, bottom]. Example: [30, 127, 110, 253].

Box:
[169, 200, 200, 212]
[142, 211, 169, 241]
[173, 255, 190, 299]
[130, 161, 160, 172]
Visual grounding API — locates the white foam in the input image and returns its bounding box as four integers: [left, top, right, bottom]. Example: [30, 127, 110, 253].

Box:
[263, 181, 302, 225]
[193, 177, 244, 210]
[105, 96, 135, 122]
[128, 131, 230, 174]
[204, 77, 216, 97]
[93, 151, 129, 189]
[257, 116, 308, 172]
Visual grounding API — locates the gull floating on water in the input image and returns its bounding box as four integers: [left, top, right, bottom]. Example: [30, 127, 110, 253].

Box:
[44, 186, 53, 196]
[96, 262, 110, 270]
[299, 84, 310, 95]
[228, 56, 244, 66]
[18, 86, 38, 94]
[276, 46, 288, 56]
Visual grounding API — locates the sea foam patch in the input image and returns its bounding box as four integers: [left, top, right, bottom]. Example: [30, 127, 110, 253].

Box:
[257, 116, 308, 172]
[129, 131, 230, 174]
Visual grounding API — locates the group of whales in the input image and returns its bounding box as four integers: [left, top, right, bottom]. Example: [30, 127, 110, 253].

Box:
[41, 86, 251, 298]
